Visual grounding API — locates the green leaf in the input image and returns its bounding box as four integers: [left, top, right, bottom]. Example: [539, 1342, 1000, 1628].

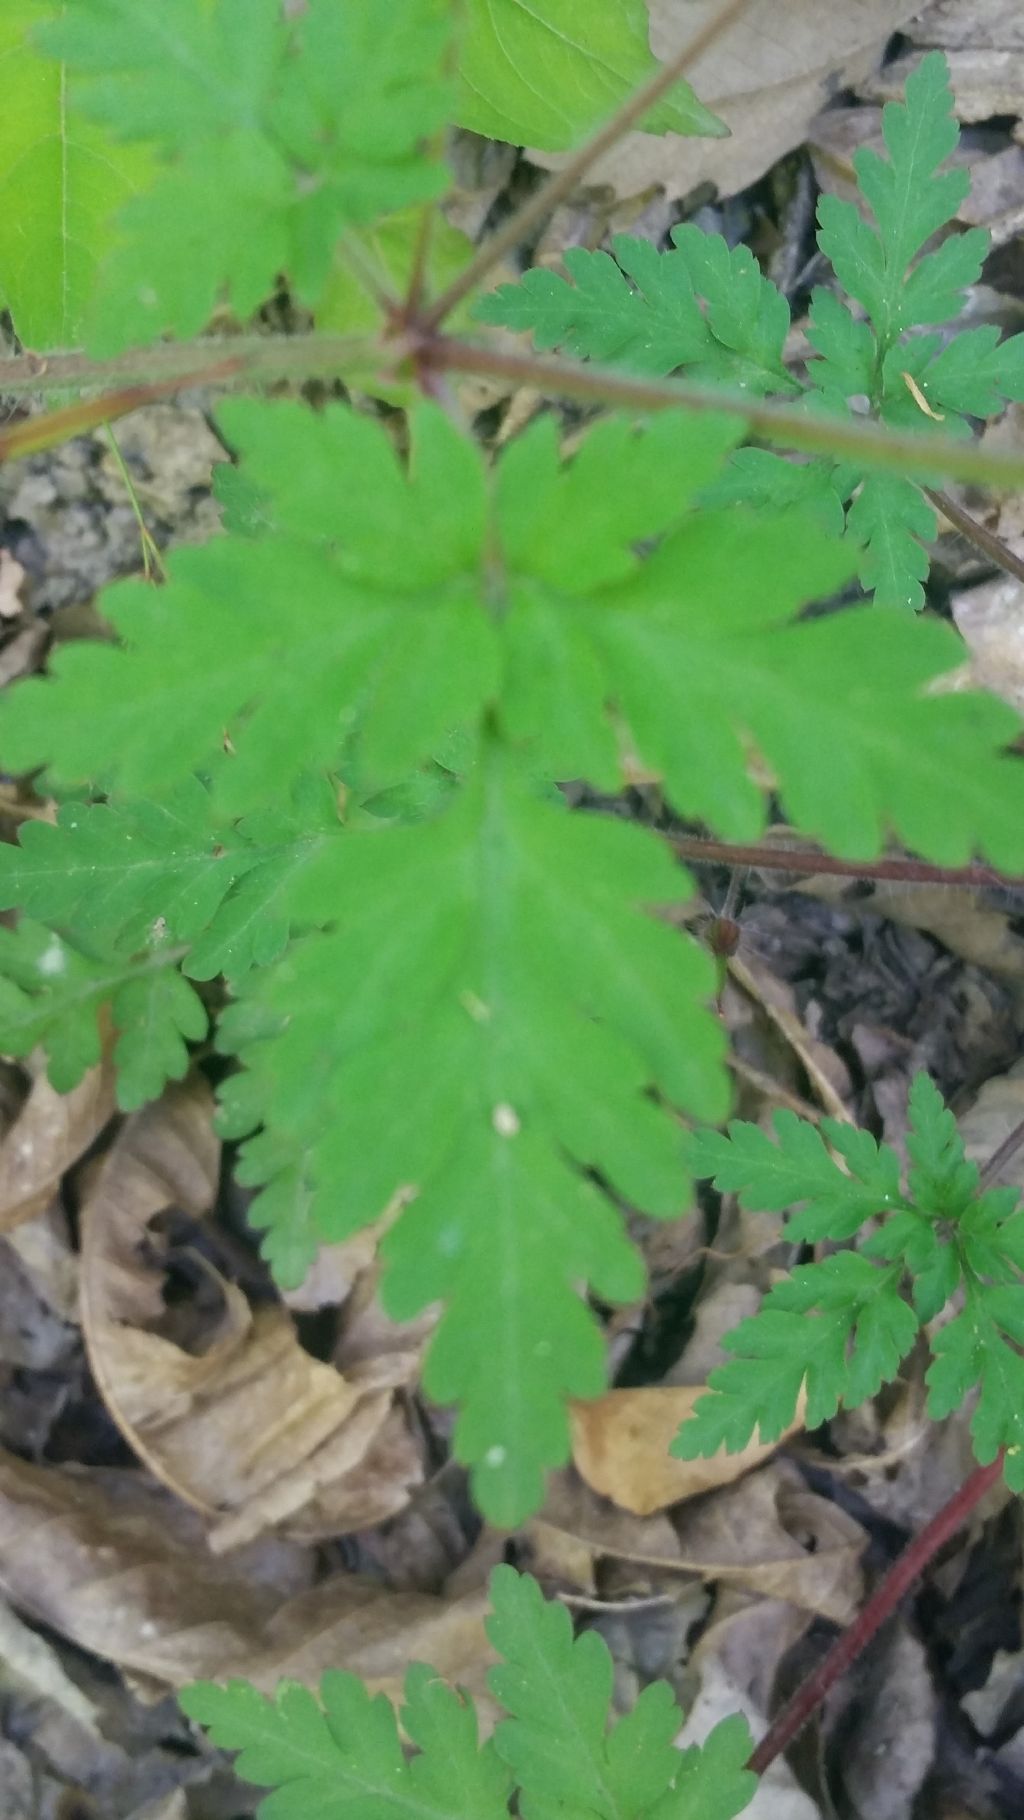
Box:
[904, 1071, 981, 1219]
[806, 287, 876, 401]
[911, 326, 1024, 418]
[927, 1289, 1024, 1477]
[846, 473, 936, 610]
[487, 1567, 755, 1820]
[0, 921, 200, 1105]
[675, 1253, 917, 1456]
[816, 52, 988, 347]
[0, 403, 500, 814]
[0, 785, 252, 953]
[499, 433, 1024, 862]
[0, 1, 152, 348]
[454, 0, 726, 152]
[183, 1571, 755, 1820]
[37, 0, 452, 350]
[476, 228, 797, 395]
[688, 1110, 904, 1242]
[217, 747, 726, 1522]
[699, 448, 847, 537]
[181, 1661, 510, 1820]
[111, 967, 207, 1109]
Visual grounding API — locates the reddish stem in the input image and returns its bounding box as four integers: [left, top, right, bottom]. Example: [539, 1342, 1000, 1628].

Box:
[747, 1450, 1005, 1775]
[669, 834, 1024, 891]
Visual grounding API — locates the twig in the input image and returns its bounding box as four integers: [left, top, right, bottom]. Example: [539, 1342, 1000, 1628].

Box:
[668, 833, 1024, 891]
[747, 1451, 1005, 1775]
[926, 485, 1024, 589]
[419, 0, 750, 330]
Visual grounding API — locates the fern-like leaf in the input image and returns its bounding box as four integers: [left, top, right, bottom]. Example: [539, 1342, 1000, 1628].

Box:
[486, 1566, 756, 1820]
[674, 1253, 917, 1454]
[183, 1570, 756, 1820]
[0, 921, 203, 1107]
[678, 1074, 1024, 1476]
[477, 227, 797, 395]
[815, 51, 985, 346]
[182, 1662, 511, 1820]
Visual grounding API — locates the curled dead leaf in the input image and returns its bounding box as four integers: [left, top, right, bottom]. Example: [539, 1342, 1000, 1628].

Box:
[80, 1081, 423, 1546]
[0, 1449, 493, 1705]
[0, 1056, 115, 1234]
[570, 1386, 806, 1516]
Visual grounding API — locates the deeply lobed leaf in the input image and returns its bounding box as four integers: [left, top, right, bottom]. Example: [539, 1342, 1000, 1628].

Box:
[183, 1570, 755, 1820]
[477, 227, 797, 395]
[34, 0, 453, 349]
[678, 1074, 1024, 1474]
[217, 746, 725, 1521]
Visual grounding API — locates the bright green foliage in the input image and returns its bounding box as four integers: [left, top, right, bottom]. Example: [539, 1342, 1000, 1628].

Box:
[32, 0, 453, 351]
[10, 399, 1024, 872]
[814, 51, 984, 347]
[11, 0, 726, 356]
[477, 227, 799, 394]
[0, 1, 152, 348]
[455, 0, 726, 151]
[479, 51, 1024, 608]
[487, 1569, 754, 1820]
[676, 1075, 1024, 1491]
[182, 1568, 756, 1820]
[3, 397, 1024, 1513]
[0, 778, 344, 986]
[182, 1661, 511, 1820]
[0, 920, 203, 1109]
[217, 743, 725, 1522]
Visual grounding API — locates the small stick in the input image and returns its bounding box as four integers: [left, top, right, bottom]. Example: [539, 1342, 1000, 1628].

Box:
[926, 485, 1024, 590]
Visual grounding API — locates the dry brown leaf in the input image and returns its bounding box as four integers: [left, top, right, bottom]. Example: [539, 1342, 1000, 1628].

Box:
[910, 0, 1024, 50]
[570, 1386, 805, 1516]
[799, 874, 1024, 981]
[0, 550, 26, 618]
[530, 0, 917, 203]
[671, 1461, 865, 1623]
[862, 47, 1024, 120]
[0, 1448, 275, 1687]
[953, 576, 1024, 716]
[0, 1057, 115, 1233]
[231, 1576, 495, 1705]
[727, 951, 852, 1120]
[957, 1059, 1024, 1172]
[80, 1082, 423, 1546]
[0, 1449, 494, 1705]
[128, 1796, 188, 1820]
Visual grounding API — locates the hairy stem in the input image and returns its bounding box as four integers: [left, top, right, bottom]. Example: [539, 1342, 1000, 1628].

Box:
[669, 833, 1024, 891]
[426, 336, 1024, 490]
[0, 332, 382, 398]
[419, 0, 750, 331]
[748, 1451, 1006, 1775]
[6, 330, 1024, 497]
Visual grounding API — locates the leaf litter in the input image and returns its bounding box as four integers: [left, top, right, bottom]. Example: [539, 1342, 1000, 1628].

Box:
[3, 7, 1024, 1816]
